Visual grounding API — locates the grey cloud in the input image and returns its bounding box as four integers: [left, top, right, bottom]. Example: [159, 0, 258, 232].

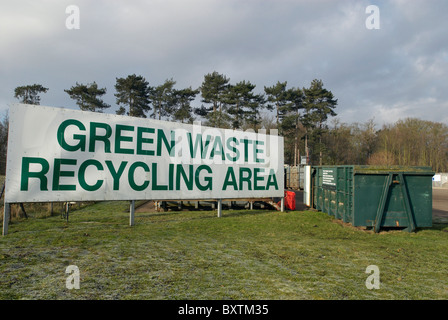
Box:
[1, 0, 447, 127]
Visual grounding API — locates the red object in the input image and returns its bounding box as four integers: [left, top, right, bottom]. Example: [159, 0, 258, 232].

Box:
[276, 191, 296, 210]
[285, 191, 296, 210]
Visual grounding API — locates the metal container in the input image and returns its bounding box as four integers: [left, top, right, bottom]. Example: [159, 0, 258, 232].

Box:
[312, 165, 434, 232]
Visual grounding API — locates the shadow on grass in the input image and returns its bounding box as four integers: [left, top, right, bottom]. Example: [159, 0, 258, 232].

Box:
[426, 223, 448, 232]
[135, 207, 287, 224]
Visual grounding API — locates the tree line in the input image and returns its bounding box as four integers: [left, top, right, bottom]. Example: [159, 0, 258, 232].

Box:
[1, 71, 447, 173]
[311, 118, 448, 172]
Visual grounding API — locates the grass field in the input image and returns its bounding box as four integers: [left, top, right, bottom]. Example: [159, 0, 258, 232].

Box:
[1, 201, 448, 300]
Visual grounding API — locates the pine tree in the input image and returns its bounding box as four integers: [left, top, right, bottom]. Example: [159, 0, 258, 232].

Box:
[173, 87, 199, 124]
[224, 80, 267, 130]
[244, 93, 267, 131]
[114, 74, 151, 118]
[280, 87, 304, 165]
[264, 81, 292, 131]
[14, 84, 48, 105]
[198, 71, 230, 128]
[64, 82, 111, 112]
[149, 78, 177, 120]
[302, 79, 337, 165]
[225, 80, 260, 130]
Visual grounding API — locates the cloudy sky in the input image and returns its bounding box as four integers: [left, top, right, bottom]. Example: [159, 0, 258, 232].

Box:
[1, 0, 447, 127]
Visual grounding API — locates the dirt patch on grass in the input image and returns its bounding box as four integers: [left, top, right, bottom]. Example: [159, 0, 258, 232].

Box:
[135, 201, 157, 213]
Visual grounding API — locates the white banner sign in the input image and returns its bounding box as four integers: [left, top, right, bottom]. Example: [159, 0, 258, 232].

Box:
[5, 104, 284, 203]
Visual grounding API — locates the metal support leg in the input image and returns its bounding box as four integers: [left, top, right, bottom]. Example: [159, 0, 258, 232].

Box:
[65, 202, 70, 222]
[374, 174, 393, 233]
[2, 202, 10, 236]
[217, 199, 222, 217]
[281, 197, 285, 212]
[399, 173, 416, 232]
[130, 200, 135, 226]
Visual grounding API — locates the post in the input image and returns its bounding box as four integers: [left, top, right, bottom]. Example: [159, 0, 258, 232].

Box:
[303, 165, 311, 207]
[2, 202, 10, 236]
[281, 197, 285, 212]
[65, 202, 70, 222]
[130, 200, 135, 226]
[217, 199, 222, 218]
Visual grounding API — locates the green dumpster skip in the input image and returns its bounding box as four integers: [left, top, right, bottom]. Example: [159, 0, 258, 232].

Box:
[311, 165, 434, 232]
